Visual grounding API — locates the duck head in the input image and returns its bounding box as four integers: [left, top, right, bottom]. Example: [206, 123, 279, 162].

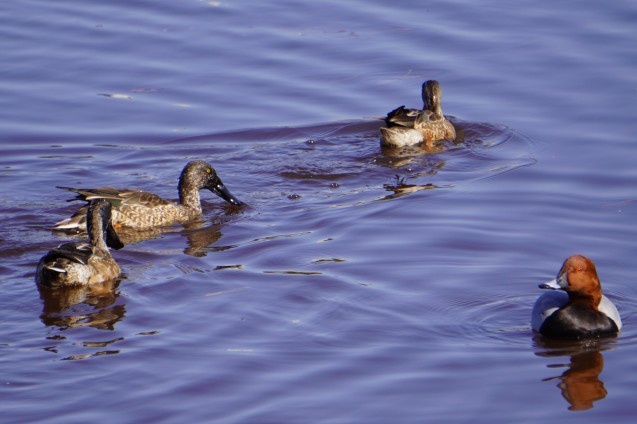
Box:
[539, 255, 602, 307]
[180, 160, 243, 206]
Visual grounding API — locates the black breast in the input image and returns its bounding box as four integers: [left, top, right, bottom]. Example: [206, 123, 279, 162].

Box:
[540, 303, 619, 339]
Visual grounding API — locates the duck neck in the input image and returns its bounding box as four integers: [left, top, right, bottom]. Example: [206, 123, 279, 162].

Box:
[432, 102, 443, 117]
[425, 97, 443, 118]
[178, 176, 203, 212]
[568, 292, 601, 311]
[87, 210, 109, 251]
[422, 82, 444, 117]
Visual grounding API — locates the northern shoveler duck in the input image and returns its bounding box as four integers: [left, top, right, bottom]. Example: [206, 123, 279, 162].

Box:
[37, 199, 124, 287]
[380, 80, 456, 148]
[532, 255, 622, 339]
[52, 160, 243, 232]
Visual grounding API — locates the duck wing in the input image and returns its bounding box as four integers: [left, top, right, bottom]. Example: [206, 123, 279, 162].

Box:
[53, 187, 173, 231]
[57, 186, 173, 207]
[44, 242, 92, 267]
[384, 105, 423, 128]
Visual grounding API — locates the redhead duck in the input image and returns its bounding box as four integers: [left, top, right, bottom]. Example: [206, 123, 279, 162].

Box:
[53, 160, 242, 232]
[380, 80, 456, 148]
[37, 199, 124, 287]
[532, 255, 622, 339]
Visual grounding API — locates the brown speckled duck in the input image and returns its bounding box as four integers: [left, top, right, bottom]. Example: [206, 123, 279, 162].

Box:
[53, 160, 242, 233]
[380, 80, 456, 148]
[37, 199, 124, 287]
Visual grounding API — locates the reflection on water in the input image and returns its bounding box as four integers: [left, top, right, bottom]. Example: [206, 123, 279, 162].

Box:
[557, 352, 607, 411]
[381, 175, 439, 200]
[54, 208, 235, 257]
[534, 337, 615, 411]
[374, 148, 447, 171]
[181, 220, 226, 257]
[379, 139, 449, 157]
[38, 279, 125, 331]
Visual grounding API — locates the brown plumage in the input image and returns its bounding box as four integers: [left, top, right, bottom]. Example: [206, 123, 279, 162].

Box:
[380, 80, 456, 148]
[53, 160, 242, 232]
[36, 199, 124, 287]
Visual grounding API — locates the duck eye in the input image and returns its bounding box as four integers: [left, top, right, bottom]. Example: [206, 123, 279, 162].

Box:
[206, 168, 212, 174]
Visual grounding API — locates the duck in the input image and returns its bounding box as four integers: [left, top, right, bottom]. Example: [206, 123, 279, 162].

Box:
[380, 80, 456, 148]
[52, 160, 243, 232]
[36, 199, 124, 287]
[531, 255, 622, 339]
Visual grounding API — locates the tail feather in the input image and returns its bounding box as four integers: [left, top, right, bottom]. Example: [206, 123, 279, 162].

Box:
[44, 265, 67, 274]
[52, 207, 87, 232]
[56, 186, 88, 202]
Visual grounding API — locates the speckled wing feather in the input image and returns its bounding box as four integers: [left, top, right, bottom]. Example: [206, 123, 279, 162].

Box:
[58, 186, 173, 207]
[53, 187, 174, 231]
[114, 189, 174, 207]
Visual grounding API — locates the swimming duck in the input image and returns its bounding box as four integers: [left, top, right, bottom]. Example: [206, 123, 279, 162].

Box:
[380, 80, 456, 148]
[37, 199, 124, 287]
[53, 160, 242, 232]
[532, 255, 622, 339]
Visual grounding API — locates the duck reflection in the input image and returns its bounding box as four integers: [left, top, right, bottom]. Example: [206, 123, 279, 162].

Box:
[377, 144, 450, 169]
[374, 143, 447, 199]
[555, 351, 606, 411]
[181, 220, 225, 257]
[62, 213, 232, 258]
[381, 175, 440, 200]
[380, 141, 446, 159]
[534, 337, 612, 411]
[180, 202, 243, 257]
[38, 279, 125, 330]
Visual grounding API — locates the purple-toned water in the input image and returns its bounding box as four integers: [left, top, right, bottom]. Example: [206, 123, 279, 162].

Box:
[2, 0, 637, 422]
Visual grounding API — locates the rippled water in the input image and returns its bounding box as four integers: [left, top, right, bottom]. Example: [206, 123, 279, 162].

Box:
[2, 0, 637, 422]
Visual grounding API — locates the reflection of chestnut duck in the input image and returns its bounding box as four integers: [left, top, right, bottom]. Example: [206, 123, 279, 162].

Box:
[380, 80, 456, 148]
[36, 200, 123, 287]
[53, 161, 242, 232]
[532, 255, 622, 339]
[558, 351, 607, 411]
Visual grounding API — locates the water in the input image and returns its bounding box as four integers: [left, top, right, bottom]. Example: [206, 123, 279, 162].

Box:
[2, 0, 637, 422]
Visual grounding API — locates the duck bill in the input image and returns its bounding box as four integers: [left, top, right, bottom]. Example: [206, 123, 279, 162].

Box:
[538, 278, 561, 290]
[208, 177, 243, 206]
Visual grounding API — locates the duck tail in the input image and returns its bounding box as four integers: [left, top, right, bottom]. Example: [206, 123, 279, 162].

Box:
[52, 207, 87, 232]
